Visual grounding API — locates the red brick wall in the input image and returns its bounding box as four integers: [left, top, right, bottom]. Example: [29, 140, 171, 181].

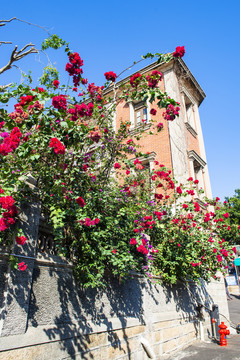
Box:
[115, 67, 173, 172]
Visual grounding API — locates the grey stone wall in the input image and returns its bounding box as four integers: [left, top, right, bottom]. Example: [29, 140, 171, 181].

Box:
[0, 258, 8, 310]
[0, 252, 231, 359]
[0, 201, 231, 359]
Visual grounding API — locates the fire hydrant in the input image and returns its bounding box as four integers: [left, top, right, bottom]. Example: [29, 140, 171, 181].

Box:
[218, 322, 230, 346]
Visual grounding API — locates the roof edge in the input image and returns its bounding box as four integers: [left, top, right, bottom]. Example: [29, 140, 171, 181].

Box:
[105, 58, 206, 105]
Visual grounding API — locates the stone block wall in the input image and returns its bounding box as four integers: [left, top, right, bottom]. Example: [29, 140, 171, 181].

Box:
[0, 252, 230, 360]
[0, 201, 231, 359]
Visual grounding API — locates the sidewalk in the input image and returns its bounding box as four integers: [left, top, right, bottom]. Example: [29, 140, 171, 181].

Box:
[166, 294, 240, 360]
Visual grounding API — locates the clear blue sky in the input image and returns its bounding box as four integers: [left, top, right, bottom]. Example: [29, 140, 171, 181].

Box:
[1, 0, 240, 201]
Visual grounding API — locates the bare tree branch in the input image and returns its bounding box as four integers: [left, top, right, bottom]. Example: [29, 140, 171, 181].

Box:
[0, 43, 38, 75]
[14, 18, 51, 35]
[0, 17, 51, 49]
[0, 41, 12, 45]
[0, 17, 51, 34]
[0, 17, 51, 86]
[0, 17, 17, 27]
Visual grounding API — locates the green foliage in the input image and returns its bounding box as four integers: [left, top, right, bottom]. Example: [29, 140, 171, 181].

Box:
[39, 65, 59, 88]
[0, 41, 236, 287]
[226, 189, 240, 225]
[41, 34, 69, 52]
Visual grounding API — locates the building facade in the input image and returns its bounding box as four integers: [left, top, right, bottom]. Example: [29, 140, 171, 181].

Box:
[114, 58, 212, 201]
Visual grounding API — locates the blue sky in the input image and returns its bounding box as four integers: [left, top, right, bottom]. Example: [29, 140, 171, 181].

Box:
[1, 1, 240, 200]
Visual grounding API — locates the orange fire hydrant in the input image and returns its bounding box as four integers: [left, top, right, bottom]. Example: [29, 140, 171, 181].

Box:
[218, 322, 230, 346]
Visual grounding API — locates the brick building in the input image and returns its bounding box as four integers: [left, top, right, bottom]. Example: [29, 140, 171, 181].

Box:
[113, 58, 212, 200]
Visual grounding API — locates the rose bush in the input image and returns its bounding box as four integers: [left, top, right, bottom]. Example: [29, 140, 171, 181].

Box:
[0, 38, 237, 287]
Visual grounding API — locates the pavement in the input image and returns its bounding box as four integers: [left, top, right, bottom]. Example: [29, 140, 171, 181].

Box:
[166, 293, 240, 360]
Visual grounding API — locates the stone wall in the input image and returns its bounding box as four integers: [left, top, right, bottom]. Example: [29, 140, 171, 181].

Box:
[0, 251, 230, 360]
[0, 202, 231, 359]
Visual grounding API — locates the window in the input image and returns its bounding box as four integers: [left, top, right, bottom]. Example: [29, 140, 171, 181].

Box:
[129, 101, 149, 130]
[130, 152, 156, 196]
[182, 91, 198, 137]
[193, 161, 201, 190]
[134, 101, 148, 126]
[188, 150, 206, 198]
[185, 100, 195, 129]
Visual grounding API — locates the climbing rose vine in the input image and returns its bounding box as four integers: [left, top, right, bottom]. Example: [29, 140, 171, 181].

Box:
[0, 40, 237, 287]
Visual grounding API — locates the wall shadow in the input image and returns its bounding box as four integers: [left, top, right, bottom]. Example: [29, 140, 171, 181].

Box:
[28, 263, 145, 359]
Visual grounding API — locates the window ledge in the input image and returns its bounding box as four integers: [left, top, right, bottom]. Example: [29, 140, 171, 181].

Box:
[194, 197, 207, 210]
[185, 122, 198, 138]
[129, 123, 151, 135]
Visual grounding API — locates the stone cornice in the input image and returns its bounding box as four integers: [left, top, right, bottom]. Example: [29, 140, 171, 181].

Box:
[129, 151, 156, 163]
[185, 122, 198, 138]
[188, 150, 206, 167]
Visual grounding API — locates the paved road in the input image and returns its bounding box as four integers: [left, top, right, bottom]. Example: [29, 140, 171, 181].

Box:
[166, 336, 240, 360]
[166, 293, 240, 360]
[229, 294, 240, 325]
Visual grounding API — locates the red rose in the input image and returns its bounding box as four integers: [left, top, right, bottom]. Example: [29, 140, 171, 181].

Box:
[0, 217, 8, 231]
[130, 73, 142, 88]
[173, 46, 185, 58]
[176, 186, 182, 194]
[81, 78, 88, 85]
[0, 196, 15, 210]
[18, 262, 27, 271]
[217, 255, 223, 262]
[69, 52, 83, 67]
[137, 245, 148, 255]
[52, 95, 67, 111]
[146, 70, 163, 88]
[130, 238, 137, 245]
[114, 162, 121, 169]
[85, 218, 91, 226]
[104, 71, 117, 82]
[163, 104, 180, 121]
[53, 80, 59, 88]
[49, 138, 65, 155]
[76, 197, 85, 207]
[150, 108, 157, 116]
[155, 193, 163, 200]
[16, 236, 27, 245]
[157, 123, 163, 131]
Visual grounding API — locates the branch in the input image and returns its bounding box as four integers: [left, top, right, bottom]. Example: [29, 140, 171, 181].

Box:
[0, 17, 51, 34]
[0, 17, 17, 27]
[0, 43, 38, 75]
[0, 41, 12, 45]
[0, 83, 12, 92]
[14, 18, 51, 35]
